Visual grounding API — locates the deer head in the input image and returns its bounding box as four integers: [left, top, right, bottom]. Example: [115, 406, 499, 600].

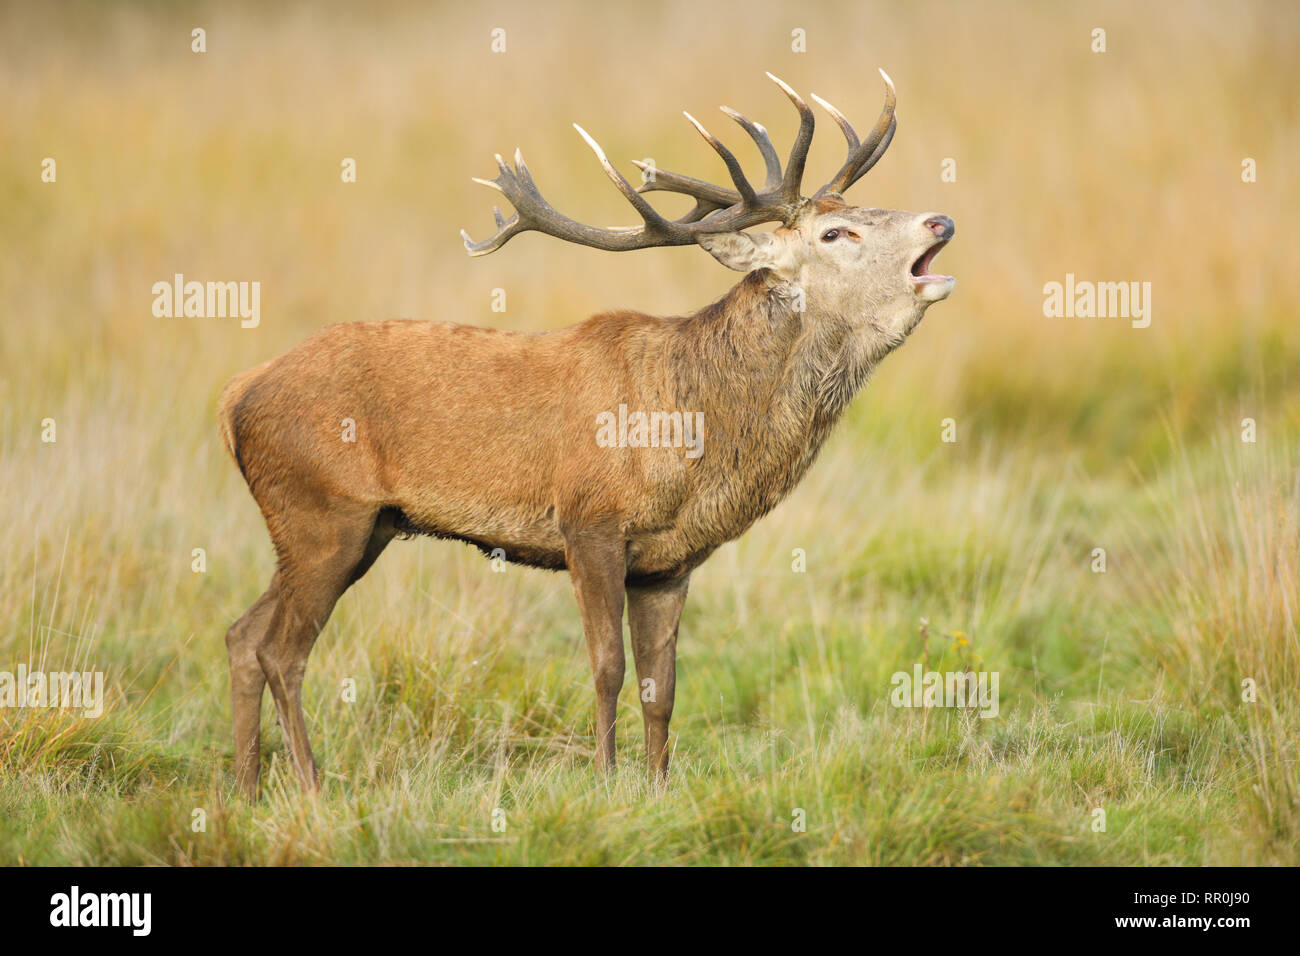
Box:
[462, 70, 954, 353]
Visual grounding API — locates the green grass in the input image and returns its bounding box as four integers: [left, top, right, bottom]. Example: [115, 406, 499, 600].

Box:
[2, 413, 1296, 865]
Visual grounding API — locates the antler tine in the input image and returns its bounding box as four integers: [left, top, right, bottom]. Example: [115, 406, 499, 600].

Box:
[813, 68, 897, 198]
[669, 198, 731, 225]
[764, 73, 815, 202]
[809, 93, 859, 151]
[462, 146, 678, 256]
[681, 112, 758, 205]
[571, 124, 677, 229]
[719, 106, 782, 191]
[636, 97, 784, 205]
[461, 153, 525, 256]
[632, 162, 742, 207]
[846, 113, 897, 190]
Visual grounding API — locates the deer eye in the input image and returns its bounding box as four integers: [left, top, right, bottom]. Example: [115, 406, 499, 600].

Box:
[821, 229, 840, 242]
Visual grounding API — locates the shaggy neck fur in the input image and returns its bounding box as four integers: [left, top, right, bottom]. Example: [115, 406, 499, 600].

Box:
[657, 269, 898, 537]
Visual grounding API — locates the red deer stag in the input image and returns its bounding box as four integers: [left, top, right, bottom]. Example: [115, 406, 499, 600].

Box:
[220, 71, 955, 798]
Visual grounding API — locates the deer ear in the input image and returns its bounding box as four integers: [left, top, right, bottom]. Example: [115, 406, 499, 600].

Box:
[697, 231, 794, 276]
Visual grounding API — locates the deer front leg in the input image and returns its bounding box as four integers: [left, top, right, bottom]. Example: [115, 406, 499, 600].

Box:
[627, 575, 688, 780]
[563, 523, 627, 772]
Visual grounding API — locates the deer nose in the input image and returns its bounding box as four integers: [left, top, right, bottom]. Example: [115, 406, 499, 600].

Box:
[924, 215, 954, 240]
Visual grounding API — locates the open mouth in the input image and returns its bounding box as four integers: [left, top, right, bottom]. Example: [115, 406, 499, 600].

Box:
[910, 240, 951, 287]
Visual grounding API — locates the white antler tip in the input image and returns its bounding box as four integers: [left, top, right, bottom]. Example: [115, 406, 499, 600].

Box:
[572, 123, 610, 162]
[810, 92, 850, 123]
[878, 67, 895, 91]
[765, 72, 796, 96]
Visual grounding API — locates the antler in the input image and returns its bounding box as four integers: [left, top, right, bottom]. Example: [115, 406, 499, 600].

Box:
[812, 69, 898, 197]
[461, 71, 898, 256]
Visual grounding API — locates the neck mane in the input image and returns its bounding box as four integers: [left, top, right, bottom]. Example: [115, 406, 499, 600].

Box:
[657, 269, 885, 530]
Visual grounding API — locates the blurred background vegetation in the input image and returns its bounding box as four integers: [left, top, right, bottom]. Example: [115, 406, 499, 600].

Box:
[0, 0, 1296, 864]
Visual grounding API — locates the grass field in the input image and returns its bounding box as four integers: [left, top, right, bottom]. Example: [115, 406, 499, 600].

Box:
[1, 0, 1297, 865]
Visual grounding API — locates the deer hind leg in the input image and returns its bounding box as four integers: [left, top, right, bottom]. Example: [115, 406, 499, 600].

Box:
[257, 501, 391, 792]
[226, 572, 281, 800]
[627, 575, 689, 781]
[563, 522, 628, 772]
